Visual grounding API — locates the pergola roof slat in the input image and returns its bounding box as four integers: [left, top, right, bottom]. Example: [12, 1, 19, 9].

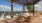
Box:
[15, 0, 41, 5]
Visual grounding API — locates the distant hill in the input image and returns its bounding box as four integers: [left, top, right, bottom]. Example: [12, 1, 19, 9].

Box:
[0, 11, 28, 15]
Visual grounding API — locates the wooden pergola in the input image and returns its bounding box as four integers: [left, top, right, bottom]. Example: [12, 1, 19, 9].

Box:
[15, 0, 40, 17]
[6, 0, 40, 18]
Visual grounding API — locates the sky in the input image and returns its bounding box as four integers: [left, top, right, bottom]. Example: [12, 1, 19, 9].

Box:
[35, 0, 42, 11]
[0, 0, 42, 11]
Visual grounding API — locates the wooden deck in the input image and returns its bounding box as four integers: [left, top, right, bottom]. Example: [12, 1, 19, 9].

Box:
[0, 13, 42, 23]
[31, 16, 42, 23]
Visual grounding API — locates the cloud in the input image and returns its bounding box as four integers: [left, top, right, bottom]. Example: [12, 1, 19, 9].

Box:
[34, 0, 42, 11]
[35, 5, 42, 11]
[0, 5, 23, 11]
[0, 5, 11, 11]
[37, 1, 42, 5]
[13, 8, 23, 11]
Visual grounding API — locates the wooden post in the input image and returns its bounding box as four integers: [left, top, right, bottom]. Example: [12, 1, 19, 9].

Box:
[4, 11, 6, 18]
[23, 5, 25, 13]
[11, 2, 14, 18]
[33, 3, 34, 18]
